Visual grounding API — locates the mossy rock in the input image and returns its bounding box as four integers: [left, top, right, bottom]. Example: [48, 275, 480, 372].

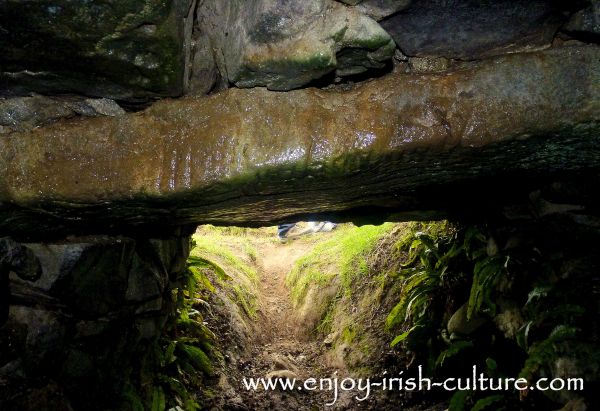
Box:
[197, 0, 395, 91]
[0, 0, 191, 101]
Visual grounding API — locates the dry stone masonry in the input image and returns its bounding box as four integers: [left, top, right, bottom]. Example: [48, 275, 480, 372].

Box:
[1, 0, 599, 409]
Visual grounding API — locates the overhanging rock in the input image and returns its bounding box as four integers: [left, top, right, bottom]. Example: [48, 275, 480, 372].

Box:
[1, 46, 599, 239]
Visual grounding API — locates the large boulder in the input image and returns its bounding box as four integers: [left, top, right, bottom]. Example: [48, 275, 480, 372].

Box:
[195, 0, 396, 91]
[0, 0, 195, 101]
[0, 45, 598, 239]
[380, 0, 579, 59]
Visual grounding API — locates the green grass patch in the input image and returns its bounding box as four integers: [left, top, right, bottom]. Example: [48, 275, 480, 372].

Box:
[191, 231, 259, 318]
[191, 234, 258, 282]
[286, 223, 396, 306]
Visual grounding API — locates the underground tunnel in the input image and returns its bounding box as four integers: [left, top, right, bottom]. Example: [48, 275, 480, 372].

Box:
[1, 0, 599, 410]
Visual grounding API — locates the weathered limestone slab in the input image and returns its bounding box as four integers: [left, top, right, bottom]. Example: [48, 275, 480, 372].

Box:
[0, 46, 599, 239]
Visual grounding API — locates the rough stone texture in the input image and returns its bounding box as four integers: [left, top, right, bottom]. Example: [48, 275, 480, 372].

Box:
[0, 231, 192, 410]
[0, 95, 125, 133]
[0, 238, 42, 324]
[380, 0, 578, 59]
[195, 0, 396, 91]
[563, 0, 600, 39]
[407, 56, 450, 73]
[338, 0, 413, 20]
[0, 46, 599, 239]
[0, 0, 195, 101]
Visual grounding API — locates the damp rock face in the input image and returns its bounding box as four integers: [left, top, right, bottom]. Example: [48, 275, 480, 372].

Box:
[337, 0, 412, 20]
[196, 0, 396, 91]
[0, 0, 195, 101]
[563, 0, 600, 38]
[0, 46, 598, 239]
[0, 232, 192, 410]
[380, 0, 576, 59]
[0, 95, 124, 133]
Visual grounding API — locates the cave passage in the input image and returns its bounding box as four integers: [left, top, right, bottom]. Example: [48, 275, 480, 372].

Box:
[2, 1, 600, 410]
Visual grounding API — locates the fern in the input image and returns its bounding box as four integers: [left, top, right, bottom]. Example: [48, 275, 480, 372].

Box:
[135, 242, 224, 410]
[520, 325, 579, 381]
[436, 340, 474, 367]
[151, 386, 166, 411]
[178, 344, 213, 375]
[122, 384, 145, 411]
[448, 390, 469, 411]
[525, 285, 552, 305]
[387, 223, 467, 349]
[467, 256, 508, 320]
[390, 325, 421, 347]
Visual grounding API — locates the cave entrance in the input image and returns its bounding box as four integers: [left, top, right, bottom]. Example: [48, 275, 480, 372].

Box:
[179, 215, 599, 410]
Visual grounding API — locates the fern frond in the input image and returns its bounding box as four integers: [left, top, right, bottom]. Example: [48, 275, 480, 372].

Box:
[178, 344, 213, 375]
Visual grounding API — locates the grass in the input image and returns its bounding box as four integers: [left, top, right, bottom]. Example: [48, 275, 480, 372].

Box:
[191, 234, 258, 282]
[191, 228, 260, 318]
[286, 223, 397, 306]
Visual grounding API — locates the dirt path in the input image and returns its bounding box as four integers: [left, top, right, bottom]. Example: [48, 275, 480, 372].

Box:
[236, 239, 336, 410]
[207, 236, 357, 410]
[257, 241, 311, 341]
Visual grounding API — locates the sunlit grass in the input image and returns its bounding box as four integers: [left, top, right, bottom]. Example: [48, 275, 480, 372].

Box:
[191, 228, 260, 317]
[286, 223, 397, 306]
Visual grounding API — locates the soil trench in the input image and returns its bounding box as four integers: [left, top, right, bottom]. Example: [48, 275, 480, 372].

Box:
[210, 235, 355, 410]
[208, 231, 417, 411]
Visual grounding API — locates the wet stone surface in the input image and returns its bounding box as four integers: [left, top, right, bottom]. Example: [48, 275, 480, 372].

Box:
[0, 46, 599, 239]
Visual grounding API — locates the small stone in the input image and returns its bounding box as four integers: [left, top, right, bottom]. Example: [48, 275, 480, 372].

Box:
[71, 98, 125, 117]
[447, 303, 487, 336]
[324, 332, 336, 347]
[265, 370, 298, 381]
[272, 353, 299, 374]
[494, 302, 523, 339]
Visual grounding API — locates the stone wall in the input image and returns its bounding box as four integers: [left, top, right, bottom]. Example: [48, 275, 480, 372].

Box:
[0, 230, 193, 410]
[1, 1, 599, 409]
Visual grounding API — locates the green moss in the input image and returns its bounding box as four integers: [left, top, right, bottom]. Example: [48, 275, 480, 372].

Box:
[342, 325, 357, 344]
[287, 223, 395, 313]
[191, 231, 259, 318]
[234, 49, 336, 90]
[191, 234, 258, 283]
[350, 33, 393, 51]
[286, 223, 395, 342]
